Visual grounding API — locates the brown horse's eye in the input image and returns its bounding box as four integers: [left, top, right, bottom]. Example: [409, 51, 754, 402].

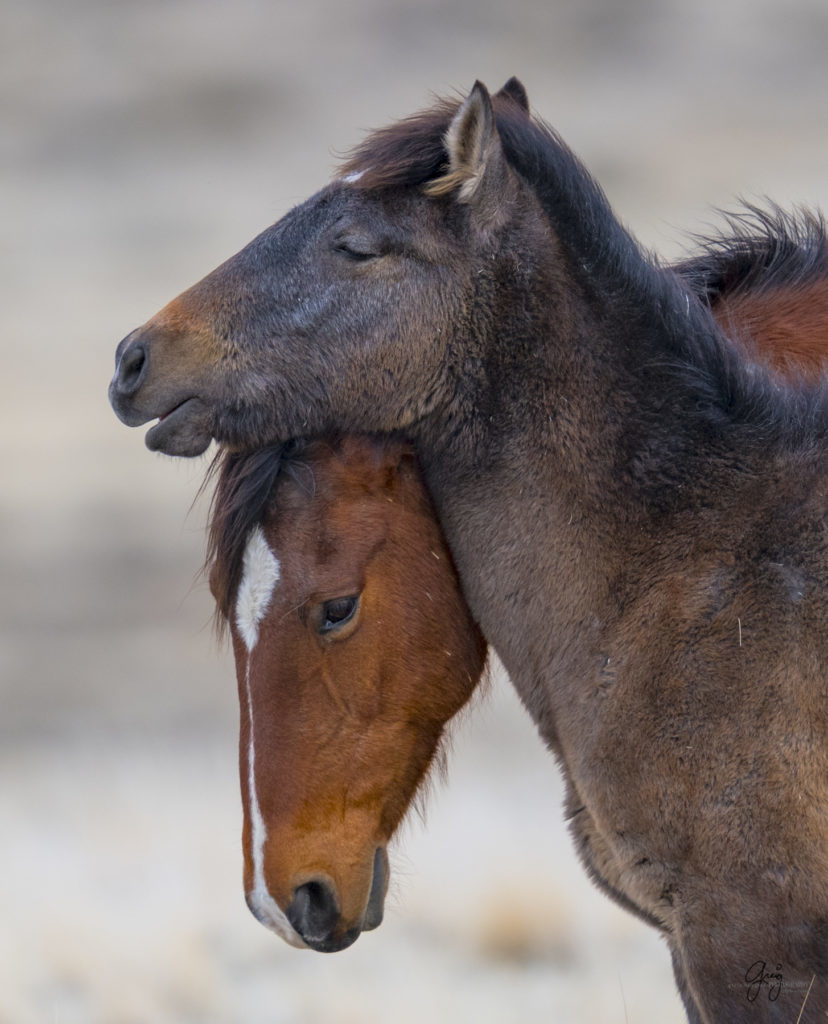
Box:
[319, 595, 360, 634]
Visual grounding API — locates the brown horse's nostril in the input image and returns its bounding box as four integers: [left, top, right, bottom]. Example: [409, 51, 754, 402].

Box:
[286, 879, 341, 947]
[115, 338, 147, 396]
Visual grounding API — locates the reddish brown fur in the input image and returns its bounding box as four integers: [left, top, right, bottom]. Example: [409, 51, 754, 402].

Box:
[210, 436, 486, 951]
[715, 280, 828, 377]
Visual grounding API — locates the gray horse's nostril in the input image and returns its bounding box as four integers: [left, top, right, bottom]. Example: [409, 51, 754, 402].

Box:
[286, 879, 341, 944]
[116, 339, 147, 395]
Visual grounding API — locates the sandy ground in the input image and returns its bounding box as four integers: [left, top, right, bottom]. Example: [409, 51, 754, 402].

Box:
[3, 1, 828, 1021]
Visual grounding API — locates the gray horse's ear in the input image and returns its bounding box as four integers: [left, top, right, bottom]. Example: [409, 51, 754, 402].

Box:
[495, 76, 529, 113]
[426, 81, 510, 218]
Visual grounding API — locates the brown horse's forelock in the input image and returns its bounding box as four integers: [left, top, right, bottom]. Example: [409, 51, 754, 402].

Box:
[204, 442, 289, 624]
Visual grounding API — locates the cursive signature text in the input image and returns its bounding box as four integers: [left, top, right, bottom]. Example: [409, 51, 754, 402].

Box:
[745, 960, 783, 1002]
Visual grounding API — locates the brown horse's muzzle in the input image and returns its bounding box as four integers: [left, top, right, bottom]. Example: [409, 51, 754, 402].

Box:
[282, 847, 389, 953]
[247, 846, 389, 953]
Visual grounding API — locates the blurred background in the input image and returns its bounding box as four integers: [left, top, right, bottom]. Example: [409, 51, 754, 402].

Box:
[3, 1, 827, 1021]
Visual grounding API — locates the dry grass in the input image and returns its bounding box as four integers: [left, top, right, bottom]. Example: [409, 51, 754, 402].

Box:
[473, 880, 579, 966]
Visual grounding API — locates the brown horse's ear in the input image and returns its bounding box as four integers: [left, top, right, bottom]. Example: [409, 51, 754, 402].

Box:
[495, 76, 529, 113]
[426, 81, 511, 222]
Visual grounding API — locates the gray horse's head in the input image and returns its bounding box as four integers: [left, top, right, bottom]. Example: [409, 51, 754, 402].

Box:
[109, 79, 537, 456]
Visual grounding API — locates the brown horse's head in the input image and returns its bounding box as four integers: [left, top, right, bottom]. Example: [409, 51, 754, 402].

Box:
[108, 79, 539, 456]
[208, 435, 486, 951]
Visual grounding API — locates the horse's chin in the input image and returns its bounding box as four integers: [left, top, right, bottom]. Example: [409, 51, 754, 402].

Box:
[144, 397, 213, 457]
[211, 401, 296, 454]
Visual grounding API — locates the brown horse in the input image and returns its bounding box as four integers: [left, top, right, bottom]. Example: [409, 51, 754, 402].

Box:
[206, 435, 486, 952]
[112, 80, 828, 1021]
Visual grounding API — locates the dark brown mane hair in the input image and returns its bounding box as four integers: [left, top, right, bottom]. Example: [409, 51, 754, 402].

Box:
[205, 441, 289, 623]
[674, 203, 828, 304]
[339, 96, 460, 191]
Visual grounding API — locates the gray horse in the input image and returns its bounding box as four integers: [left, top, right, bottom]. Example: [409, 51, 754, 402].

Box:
[110, 79, 828, 1022]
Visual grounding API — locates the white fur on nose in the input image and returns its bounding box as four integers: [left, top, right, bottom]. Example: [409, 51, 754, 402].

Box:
[235, 527, 306, 948]
[235, 526, 280, 652]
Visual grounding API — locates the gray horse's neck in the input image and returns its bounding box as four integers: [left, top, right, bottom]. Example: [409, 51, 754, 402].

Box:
[410, 251, 788, 745]
[412, 304, 634, 743]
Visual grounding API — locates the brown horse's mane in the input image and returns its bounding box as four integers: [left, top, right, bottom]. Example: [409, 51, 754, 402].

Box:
[674, 202, 828, 304]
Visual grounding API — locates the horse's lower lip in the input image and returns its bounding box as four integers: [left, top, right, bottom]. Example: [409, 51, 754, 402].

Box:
[144, 397, 213, 457]
[148, 398, 193, 432]
[300, 927, 362, 954]
[363, 847, 389, 931]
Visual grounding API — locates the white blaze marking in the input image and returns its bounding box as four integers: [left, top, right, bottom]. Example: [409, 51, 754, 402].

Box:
[235, 526, 280, 652]
[235, 527, 307, 948]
